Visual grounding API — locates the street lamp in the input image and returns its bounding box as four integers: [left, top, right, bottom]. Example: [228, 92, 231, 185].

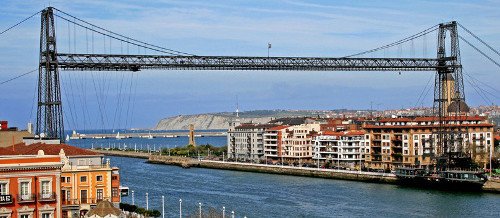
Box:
[162, 196, 165, 218]
[199, 202, 202, 218]
[179, 199, 182, 218]
[231, 211, 235, 218]
[222, 206, 225, 218]
[131, 190, 135, 205]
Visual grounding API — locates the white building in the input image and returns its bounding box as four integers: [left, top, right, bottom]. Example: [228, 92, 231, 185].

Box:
[313, 130, 366, 169]
[227, 121, 276, 162]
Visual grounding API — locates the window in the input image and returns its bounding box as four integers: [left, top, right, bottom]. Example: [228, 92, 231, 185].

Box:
[96, 189, 103, 201]
[80, 190, 88, 204]
[21, 215, 29, 218]
[41, 180, 51, 197]
[112, 188, 119, 197]
[80, 176, 87, 183]
[96, 175, 103, 182]
[0, 182, 8, 195]
[42, 213, 50, 218]
[66, 177, 71, 183]
[61, 177, 65, 183]
[20, 181, 30, 197]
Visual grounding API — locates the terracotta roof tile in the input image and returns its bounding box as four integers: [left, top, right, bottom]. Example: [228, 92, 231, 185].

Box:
[0, 143, 101, 157]
[267, 125, 288, 131]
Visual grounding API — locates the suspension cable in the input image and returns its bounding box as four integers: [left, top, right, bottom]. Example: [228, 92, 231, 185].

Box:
[0, 10, 42, 36]
[0, 69, 38, 86]
[52, 8, 195, 56]
[459, 35, 500, 69]
[458, 23, 500, 58]
[343, 25, 439, 58]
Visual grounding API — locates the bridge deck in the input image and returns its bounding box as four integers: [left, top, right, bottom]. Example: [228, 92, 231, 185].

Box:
[51, 53, 459, 71]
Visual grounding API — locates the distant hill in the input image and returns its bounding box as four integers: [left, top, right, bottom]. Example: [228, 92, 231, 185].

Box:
[153, 110, 342, 130]
[153, 108, 500, 130]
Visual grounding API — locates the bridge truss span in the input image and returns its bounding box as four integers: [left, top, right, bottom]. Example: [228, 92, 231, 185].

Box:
[54, 53, 458, 72]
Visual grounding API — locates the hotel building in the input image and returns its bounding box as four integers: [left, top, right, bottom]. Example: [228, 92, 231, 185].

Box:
[0, 143, 121, 218]
[0, 153, 63, 218]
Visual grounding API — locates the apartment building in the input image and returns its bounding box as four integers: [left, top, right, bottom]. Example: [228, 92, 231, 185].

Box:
[227, 121, 277, 162]
[280, 123, 321, 164]
[363, 116, 494, 170]
[263, 126, 288, 163]
[312, 130, 366, 169]
[0, 143, 121, 218]
[0, 154, 63, 218]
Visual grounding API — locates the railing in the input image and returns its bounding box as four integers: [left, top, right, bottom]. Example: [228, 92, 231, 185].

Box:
[79, 197, 111, 204]
[62, 199, 80, 205]
[38, 192, 56, 201]
[391, 137, 402, 141]
[69, 164, 110, 170]
[17, 194, 36, 203]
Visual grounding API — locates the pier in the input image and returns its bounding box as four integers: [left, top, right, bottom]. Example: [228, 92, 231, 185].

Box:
[69, 131, 226, 139]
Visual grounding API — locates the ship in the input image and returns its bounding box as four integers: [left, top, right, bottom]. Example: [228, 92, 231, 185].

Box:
[395, 167, 487, 191]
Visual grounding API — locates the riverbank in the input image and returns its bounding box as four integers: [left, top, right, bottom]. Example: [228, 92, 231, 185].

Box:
[95, 150, 500, 193]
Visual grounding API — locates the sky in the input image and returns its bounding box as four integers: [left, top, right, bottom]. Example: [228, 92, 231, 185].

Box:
[0, 0, 499, 129]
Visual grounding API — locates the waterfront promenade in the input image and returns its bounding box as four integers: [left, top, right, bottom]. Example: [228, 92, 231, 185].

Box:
[94, 149, 500, 193]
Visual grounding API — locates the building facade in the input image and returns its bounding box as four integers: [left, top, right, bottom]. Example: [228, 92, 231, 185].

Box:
[363, 116, 494, 170]
[279, 123, 320, 164]
[263, 126, 288, 163]
[0, 154, 63, 218]
[0, 143, 121, 218]
[227, 122, 276, 162]
[313, 130, 366, 169]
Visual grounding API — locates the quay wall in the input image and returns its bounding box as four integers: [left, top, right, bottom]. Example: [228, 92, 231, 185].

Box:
[94, 150, 500, 193]
[151, 155, 398, 184]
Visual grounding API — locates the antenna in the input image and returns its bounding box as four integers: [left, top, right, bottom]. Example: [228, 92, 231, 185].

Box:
[236, 95, 239, 118]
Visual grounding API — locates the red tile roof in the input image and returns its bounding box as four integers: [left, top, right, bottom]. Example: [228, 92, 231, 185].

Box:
[363, 123, 494, 129]
[321, 130, 366, 136]
[267, 125, 288, 131]
[378, 115, 487, 122]
[0, 143, 101, 157]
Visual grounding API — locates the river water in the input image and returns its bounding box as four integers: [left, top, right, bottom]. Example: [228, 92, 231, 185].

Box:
[69, 136, 500, 217]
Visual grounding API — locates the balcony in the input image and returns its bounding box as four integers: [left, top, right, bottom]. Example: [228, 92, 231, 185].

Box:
[62, 199, 80, 206]
[38, 192, 56, 202]
[17, 194, 36, 203]
[391, 137, 402, 141]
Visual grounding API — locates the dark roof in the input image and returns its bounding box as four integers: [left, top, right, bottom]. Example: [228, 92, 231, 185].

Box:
[86, 200, 121, 217]
[0, 143, 101, 157]
[268, 117, 309, 125]
[447, 100, 470, 113]
[445, 73, 455, 81]
[235, 124, 277, 130]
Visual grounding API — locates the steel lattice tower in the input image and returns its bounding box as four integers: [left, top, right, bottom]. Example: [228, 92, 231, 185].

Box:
[36, 7, 64, 141]
[433, 21, 467, 168]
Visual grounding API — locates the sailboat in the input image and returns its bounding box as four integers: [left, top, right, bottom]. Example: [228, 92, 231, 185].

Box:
[116, 132, 125, 139]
